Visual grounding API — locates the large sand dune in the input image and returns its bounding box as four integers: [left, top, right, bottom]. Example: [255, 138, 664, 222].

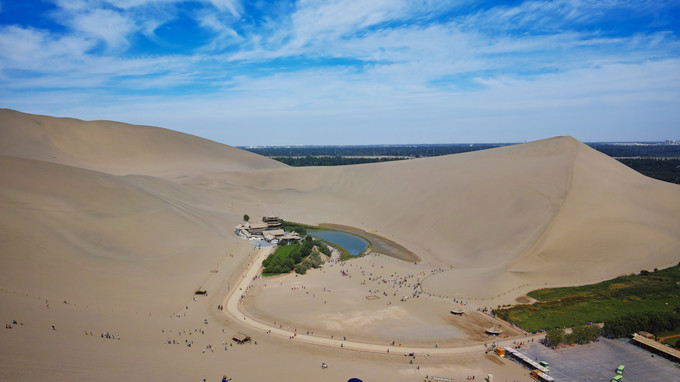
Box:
[0, 108, 285, 177]
[2, 108, 679, 308]
[195, 136, 680, 299]
[1, 109, 679, 380]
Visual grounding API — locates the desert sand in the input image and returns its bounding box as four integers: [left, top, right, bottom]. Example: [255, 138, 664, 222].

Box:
[2, 108, 679, 381]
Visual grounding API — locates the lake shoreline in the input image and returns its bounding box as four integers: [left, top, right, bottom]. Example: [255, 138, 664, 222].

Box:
[319, 223, 420, 262]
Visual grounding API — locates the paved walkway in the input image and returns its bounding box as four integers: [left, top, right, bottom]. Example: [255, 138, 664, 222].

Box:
[221, 246, 544, 356]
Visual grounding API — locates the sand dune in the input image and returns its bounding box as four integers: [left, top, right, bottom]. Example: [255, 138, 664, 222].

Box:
[2, 109, 679, 380]
[0, 108, 285, 177]
[3, 109, 678, 304]
[198, 136, 680, 299]
[0, 154, 252, 316]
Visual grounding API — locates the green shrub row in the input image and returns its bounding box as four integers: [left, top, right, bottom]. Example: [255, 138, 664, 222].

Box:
[603, 308, 680, 338]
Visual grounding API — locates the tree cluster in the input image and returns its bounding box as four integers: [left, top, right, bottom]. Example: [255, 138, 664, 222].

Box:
[262, 236, 327, 275]
[271, 156, 403, 167]
[280, 220, 308, 236]
[603, 308, 680, 338]
[545, 325, 602, 346]
[243, 143, 503, 159]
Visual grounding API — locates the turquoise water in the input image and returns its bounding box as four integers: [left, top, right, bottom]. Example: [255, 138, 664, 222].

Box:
[308, 229, 369, 256]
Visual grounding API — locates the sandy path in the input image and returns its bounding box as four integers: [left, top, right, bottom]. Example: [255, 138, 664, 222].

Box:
[222, 246, 545, 356]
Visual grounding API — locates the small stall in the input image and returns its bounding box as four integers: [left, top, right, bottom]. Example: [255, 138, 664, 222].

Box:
[232, 332, 251, 344]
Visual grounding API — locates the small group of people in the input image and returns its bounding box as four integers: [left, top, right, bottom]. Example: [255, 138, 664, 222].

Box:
[101, 331, 119, 340]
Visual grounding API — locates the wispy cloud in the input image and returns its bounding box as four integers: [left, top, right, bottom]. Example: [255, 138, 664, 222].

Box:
[1, 0, 679, 143]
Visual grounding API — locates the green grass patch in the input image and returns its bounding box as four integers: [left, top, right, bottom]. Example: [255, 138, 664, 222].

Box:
[494, 265, 680, 332]
[657, 328, 680, 338]
[657, 328, 680, 347]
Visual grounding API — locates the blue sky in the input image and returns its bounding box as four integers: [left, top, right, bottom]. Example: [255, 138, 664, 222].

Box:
[1, 0, 679, 145]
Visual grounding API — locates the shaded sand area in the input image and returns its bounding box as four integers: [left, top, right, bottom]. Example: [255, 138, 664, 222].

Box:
[2, 109, 680, 380]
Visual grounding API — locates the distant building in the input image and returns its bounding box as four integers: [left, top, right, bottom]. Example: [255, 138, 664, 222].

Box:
[248, 222, 269, 234]
[263, 229, 285, 238]
[631, 333, 680, 363]
[235, 216, 300, 244]
[264, 215, 282, 229]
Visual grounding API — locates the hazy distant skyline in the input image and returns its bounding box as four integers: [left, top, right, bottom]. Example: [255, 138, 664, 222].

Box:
[1, 1, 679, 145]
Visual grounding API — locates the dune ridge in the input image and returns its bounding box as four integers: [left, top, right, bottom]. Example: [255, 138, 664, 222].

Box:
[0, 108, 285, 177]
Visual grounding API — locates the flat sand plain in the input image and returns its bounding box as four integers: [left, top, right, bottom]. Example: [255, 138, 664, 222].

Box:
[2, 109, 680, 381]
[243, 253, 524, 347]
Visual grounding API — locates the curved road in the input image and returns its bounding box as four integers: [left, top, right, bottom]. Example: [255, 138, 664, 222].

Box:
[221, 246, 544, 356]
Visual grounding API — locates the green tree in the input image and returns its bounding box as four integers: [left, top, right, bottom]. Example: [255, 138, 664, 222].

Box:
[309, 252, 323, 268]
[294, 263, 308, 275]
[569, 325, 601, 344]
[290, 248, 302, 264]
[283, 258, 295, 271]
[546, 328, 565, 345]
[313, 239, 331, 256]
[243, 214, 250, 222]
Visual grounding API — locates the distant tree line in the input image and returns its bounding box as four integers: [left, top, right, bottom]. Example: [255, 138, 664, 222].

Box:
[616, 158, 680, 184]
[590, 144, 680, 158]
[271, 156, 404, 166]
[603, 308, 680, 338]
[242, 143, 505, 159]
[243, 143, 680, 160]
[244, 144, 680, 185]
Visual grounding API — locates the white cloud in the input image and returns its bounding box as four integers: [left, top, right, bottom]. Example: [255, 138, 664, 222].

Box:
[65, 8, 136, 49]
[197, 12, 241, 51]
[1, 0, 678, 143]
[0, 25, 94, 70]
[207, 0, 241, 16]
